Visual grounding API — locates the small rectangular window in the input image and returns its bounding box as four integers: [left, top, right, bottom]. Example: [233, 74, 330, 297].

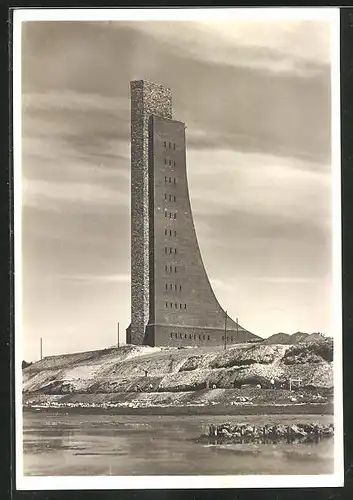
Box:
[184, 333, 187, 339]
[184, 303, 187, 309]
[166, 302, 168, 308]
[174, 248, 177, 254]
[175, 303, 178, 309]
[170, 302, 173, 308]
[170, 333, 173, 338]
[174, 213, 176, 219]
[175, 266, 177, 273]
[170, 284, 173, 290]
[174, 195, 176, 202]
[170, 265, 172, 272]
[169, 212, 172, 219]
[194, 334, 196, 340]
[164, 158, 167, 165]
[169, 194, 171, 201]
[165, 265, 168, 272]
[175, 284, 177, 291]
[189, 334, 192, 339]
[203, 335, 206, 340]
[173, 143, 176, 150]
[180, 303, 182, 309]
[165, 247, 167, 253]
[169, 230, 172, 236]
[170, 247, 172, 254]
[165, 229, 167, 235]
[179, 285, 182, 291]
[207, 335, 210, 340]
[199, 335, 201, 340]
[169, 141, 171, 148]
[164, 193, 167, 200]
[174, 230, 177, 237]
[165, 283, 168, 290]
[174, 178, 176, 184]
[179, 333, 182, 338]
[169, 177, 171, 183]
[169, 159, 171, 166]
[164, 141, 167, 147]
[173, 160, 176, 167]
[165, 176, 167, 183]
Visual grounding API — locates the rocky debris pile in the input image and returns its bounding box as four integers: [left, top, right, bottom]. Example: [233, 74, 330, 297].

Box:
[198, 422, 334, 444]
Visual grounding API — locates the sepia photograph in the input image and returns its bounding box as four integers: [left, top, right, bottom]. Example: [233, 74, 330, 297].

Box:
[13, 7, 343, 490]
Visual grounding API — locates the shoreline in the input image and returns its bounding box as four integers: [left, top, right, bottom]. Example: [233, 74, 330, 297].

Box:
[23, 402, 333, 416]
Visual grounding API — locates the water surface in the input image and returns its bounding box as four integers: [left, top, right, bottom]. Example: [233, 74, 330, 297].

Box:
[23, 410, 334, 476]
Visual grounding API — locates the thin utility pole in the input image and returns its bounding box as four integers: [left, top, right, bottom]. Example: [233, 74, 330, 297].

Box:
[236, 317, 239, 338]
[117, 322, 120, 348]
[40, 337, 43, 360]
[224, 311, 228, 350]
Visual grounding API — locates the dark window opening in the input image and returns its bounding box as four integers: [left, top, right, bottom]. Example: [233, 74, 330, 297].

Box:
[164, 158, 167, 165]
[180, 333, 182, 338]
[170, 265, 172, 272]
[170, 284, 173, 290]
[194, 334, 196, 340]
[175, 303, 178, 309]
[164, 228, 167, 235]
[222, 336, 225, 341]
[165, 283, 168, 290]
[165, 302, 168, 308]
[165, 265, 168, 272]
[170, 302, 173, 308]
[170, 333, 173, 338]
[207, 335, 210, 340]
[164, 141, 167, 147]
[175, 266, 177, 273]
[174, 230, 177, 237]
[174, 248, 177, 254]
[169, 230, 172, 236]
[189, 334, 192, 339]
[173, 143, 176, 150]
[164, 193, 167, 200]
[165, 247, 167, 253]
[174, 213, 176, 219]
[175, 284, 177, 291]
[180, 303, 182, 309]
[179, 285, 182, 291]
[203, 335, 206, 340]
[169, 177, 171, 183]
[199, 335, 201, 340]
[184, 333, 187, 339]
[174, 195, 176, 202]
[184, 303, 187, 309]
[169, 212, 172, 219]
[165, 176, 167, 183]
[169, 194, 171, 201]
[169, 141, 171, 148]
[174, 178, 176, 184]
[173, 160, 176, 167]
[169, 159, 171, 166]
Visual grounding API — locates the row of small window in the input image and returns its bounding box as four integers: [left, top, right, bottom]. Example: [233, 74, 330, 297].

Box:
[165, 265, 177, 273]
[170, 332, 211, 341]
[165, 229, 177, 237]
[165, 247, 177, 254]
[165, 177, 176, 184]
[165, 211, 177, 219]
[165, 283, 182, 291]
[222, 336, 237, 342]
[165, 194, 176, 202]
[166, 302, 187, 309]
[164, 159, 176, 167]
[164, 141, 176, 149]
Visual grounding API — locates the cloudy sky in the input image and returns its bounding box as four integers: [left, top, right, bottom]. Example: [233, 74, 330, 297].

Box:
[20, 14, 336, 361]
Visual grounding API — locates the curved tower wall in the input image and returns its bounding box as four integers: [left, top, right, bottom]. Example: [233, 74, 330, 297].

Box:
[128, 80, 259, 346]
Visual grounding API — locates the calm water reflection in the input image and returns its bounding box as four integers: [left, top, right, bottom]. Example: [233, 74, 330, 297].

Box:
[23, 410, 334, 476]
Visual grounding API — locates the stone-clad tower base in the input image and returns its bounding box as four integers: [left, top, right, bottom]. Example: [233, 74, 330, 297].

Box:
[127, 80, 260, 347]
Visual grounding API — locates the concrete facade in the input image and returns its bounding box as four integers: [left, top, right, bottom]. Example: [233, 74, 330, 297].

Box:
[127, 80, 259, 346]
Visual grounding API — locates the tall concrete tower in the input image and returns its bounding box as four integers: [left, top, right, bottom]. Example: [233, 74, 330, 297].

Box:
[127, 80, 259, 347]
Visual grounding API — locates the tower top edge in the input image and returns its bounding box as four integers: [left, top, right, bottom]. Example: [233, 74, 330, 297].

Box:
[130, 79, 171, 92]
